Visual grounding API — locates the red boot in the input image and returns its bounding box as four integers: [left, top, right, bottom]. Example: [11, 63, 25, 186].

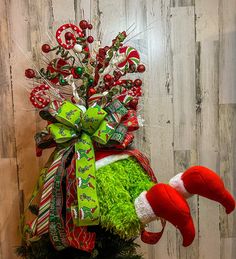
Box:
[169, 166, 235, 214]
[134, 183, 195, 247]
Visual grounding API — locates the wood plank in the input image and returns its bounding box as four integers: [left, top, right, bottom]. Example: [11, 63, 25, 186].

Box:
[195, 1, 224, 258]
[0, 0, 20, 258]
[218, 0, 236, 257]
[197, 40, 221, 259]
[171, 6, 196, 151]
[8, 0, 48, 214]
[195, 0, 219, 42]
[0, 159, 20, 259]
[0, 0, 16, 158]
[94, 0, 126, 44]
[220, 237, 236, 259]
[124, 1, 153, 257]
[171, 0, 195, 7]
[74, 0, 91, 23]
[219, 104, 236, 243]
[219, 0, 236, 104]
[52, 0, 75, 21]
[146, 0, 176, 258]
[171, 6, 199, 259]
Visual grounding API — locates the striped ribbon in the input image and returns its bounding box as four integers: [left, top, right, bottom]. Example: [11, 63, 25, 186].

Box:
[36, 148, 66, 236]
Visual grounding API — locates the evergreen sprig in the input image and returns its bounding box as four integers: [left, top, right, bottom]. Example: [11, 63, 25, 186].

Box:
[16, 227, 144, 259]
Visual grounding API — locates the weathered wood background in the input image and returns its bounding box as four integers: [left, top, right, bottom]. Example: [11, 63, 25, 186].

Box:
[0, 0, 235, 258]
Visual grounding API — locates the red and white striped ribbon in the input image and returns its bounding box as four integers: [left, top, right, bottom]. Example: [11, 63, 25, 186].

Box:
[36, 149, 65, 236]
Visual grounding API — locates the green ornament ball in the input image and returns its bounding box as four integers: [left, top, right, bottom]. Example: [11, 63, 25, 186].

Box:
[59, 78, 67, 85]
[75, 66, 84, 75]
[88, 78, 94, 85]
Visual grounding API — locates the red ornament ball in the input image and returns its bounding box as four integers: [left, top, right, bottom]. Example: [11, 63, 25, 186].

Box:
[134, 79, 142, 87]
[65, 32, 73, 40]
[25, 68, 35, 79]
[41, 44, 51, 53]
[87, 36, 94, 43]
[88, 24, 93, 30]
[137, 64, 146, 73]
[104, 74, 113, 83]
[129, 99, 138, 110]
[79, 20, 88, 30]
[88, 88, 97, 97]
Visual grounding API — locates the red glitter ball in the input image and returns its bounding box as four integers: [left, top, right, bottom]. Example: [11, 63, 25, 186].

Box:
[65, 32, 73, 40]
[88, 88, 97, 97]
[87, 36, 94, 43]
[79, 20, 88, 30]
[137, 64, 146, 73]
[134, 79, 142, 87]
[88, 24, 93, 30]
[104, 74, 113, 83]
[25, 69, 35, 78]
[129, 99, 138, 110]
[41, 44, 51, 53]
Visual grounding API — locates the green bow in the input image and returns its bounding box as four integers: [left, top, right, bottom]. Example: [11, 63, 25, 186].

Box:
[47, 101, 116, 226]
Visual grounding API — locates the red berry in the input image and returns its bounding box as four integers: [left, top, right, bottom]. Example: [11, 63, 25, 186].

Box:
[88, 88, 96, 97]
[137, 64, 146, 73]
[65, 31, 73, 40]
[129, 99, 138, 110]
[79, 20, 88, 30]
[25, 69, 35, 78]
[88, 24, 93, 30]
[104, 74, 113, 83]
[104, 46, 110, 52]
[134, 79, 142, 87]
[42, 44, 51, 53]
[98, 48, 106, 57]
[122, 31, 127, 37]
[87, 36, 94, 43]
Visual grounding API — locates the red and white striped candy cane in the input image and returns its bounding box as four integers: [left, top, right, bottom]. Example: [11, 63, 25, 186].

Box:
[56, 24, 83, 50]
[29, 84, 50, 109]
[117, 46, 140, 71]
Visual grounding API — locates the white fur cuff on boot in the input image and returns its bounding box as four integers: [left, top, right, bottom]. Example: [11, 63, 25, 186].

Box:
[134, 191, 157, 224]
[169, 173, 193, 199]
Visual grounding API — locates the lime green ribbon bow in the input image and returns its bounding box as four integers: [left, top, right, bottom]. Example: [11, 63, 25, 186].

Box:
[47, 101, 116, 226]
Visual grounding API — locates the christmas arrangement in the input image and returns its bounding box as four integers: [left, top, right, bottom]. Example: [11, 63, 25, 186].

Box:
[17, 20, 236, 258]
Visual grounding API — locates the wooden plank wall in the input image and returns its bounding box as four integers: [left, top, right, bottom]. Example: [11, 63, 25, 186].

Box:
[0, 0, 235, 258]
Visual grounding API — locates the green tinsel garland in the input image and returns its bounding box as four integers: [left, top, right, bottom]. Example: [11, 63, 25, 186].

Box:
[16, 157, 153, 258]
[96, 157, 154, 239]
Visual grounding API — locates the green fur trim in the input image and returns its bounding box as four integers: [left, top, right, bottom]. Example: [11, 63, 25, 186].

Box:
[96, 157, 155, 239]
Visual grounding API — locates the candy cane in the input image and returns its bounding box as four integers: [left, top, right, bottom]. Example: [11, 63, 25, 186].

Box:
[117, 46, 140, 71]
[30, 85, 50, 109]
[56, 24, 83, 50]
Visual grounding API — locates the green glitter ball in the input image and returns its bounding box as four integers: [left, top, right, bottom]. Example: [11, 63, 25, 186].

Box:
[59, 78, 67, 85]
[88, 78, 94, 85]
[75, 66, 84, 75]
